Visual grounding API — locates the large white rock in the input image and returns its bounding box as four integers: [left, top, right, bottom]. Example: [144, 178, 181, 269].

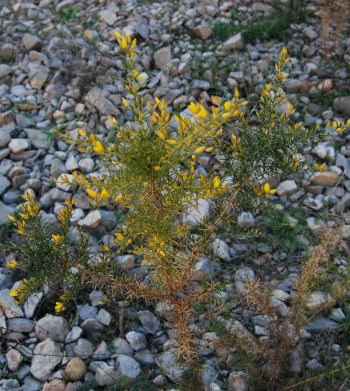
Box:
[30, 339, 62, 381]
[276, 180, 298, 196]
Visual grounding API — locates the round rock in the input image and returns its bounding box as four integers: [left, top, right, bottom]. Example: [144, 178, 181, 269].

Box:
[65, 357, 86, 381]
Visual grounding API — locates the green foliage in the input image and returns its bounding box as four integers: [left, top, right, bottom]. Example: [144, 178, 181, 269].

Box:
[212, 7, 298, 44]
[57, 5, 79, 23]
[258, 207, 308, 252]
[42, 124, 65, 140]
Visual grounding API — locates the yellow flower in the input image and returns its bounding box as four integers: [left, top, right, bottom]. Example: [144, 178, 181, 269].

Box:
[213, 176, 220, 188]
[8, 215, 16, 222]
[195, 146, 205, 154]
[93, 141, 104, 154]
[6, 260, 17, 269]
[114, 233, 124, 242]
[52, 234, 62, 244]
[116, 194, 123, 202]
[122, 97, 130, 107]
[188, 102, 199, 115]
[9, 289, 18, 297]
[166, 139, 177, 145]
[121, 36, 128, 51]
[263, 183, 276, 197]
[101, 188, 109, 200]
[55, 302, 65, 313]
[87, 188, 99, 198]
[78, 128, 86, 137]
[154, 166, 161, 171]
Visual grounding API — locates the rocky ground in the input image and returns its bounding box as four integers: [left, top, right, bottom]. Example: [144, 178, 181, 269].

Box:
[0, 0, 350, 390]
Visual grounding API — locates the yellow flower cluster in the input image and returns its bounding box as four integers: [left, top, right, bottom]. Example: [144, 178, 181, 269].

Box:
[254, 183, 277, 198]
[113, 30, 137, 57]
[9, 279, 32, 303]
[326, 119, 350, 133]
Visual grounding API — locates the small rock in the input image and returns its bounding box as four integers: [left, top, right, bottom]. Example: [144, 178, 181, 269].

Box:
[306, 292, 332, 310]
[95, 365, 118, 386]
[0, 64, 13, 78]
[138, 310, 160, 334]
[116, 254, 135, 270]
[318, 79, 333, 92]
[237, 212, 255, 228]
[125, 331, 147, 351]
[29, 64, 50, 89]
[213, 238, 230, 261]
[183, 198, 210, 227]
[228, 371, 248, 391]
[193, 257, 214, 281]
[65, 326, 83, 343]
[99, 9, 117, 26]
[113, 338, 133, 355]
[78, 210, 102, 229]
[116, 354, 141, 380]
[277, 180, 298, 196]
[193, 25, 212, 40]
[153, 47, 171, 69]
[310, 172, 339, 186]
[42, 379, 66, 391]
[156, 350, 184, 381]
[9, 139, 30, 154]
[74, 338, 94, 359]
[235, 267, 255, 294]
[334, 96, 350, 117]
[223, 33, 244, 51]
[22, 34, 43, 51]
[95, 308, 112, 326]
[6, 349, 23, 371]
[65, 357, 85, 381]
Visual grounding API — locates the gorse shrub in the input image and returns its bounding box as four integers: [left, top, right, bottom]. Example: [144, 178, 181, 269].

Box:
[2, 32, 349, 382]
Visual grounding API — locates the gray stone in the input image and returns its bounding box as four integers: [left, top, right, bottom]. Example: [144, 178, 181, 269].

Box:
[223, 33, 244, 51]
[117, 354, 141, 381]
[35, 314, 68, 342]
[213, 238, 230, 261]
[134, 349, 155, 365]
[29, 64, 49, 89]
[156, 350, 184, 381]
[138, 310, 160, 334]
[79, 304, 97, 321]
[6, 349, 23, 371]
[334, 96, 350, 117]
[81, 318, 104, 332]
[112, 338, 133, 355]
[0, 174, 10, 195]
[237, 212, 255, 228]
[93, 341, 111, 360]
[125, 331, 147, 351]
[99, 9, 117, 26]
[193, 257, 214, 281]
[284, 79, 302, 93]
[95, 308, 112, 326]
[303, 26, 318, 40]
[65, 155, 79, 171]
[22, 34, 43, 51]
[8, 318, 34, 333]
[78, 210, 102, 229]
[277, 180, 298, 196]
[24, 128, 54, 149]
[65, 326, 83, 343]
[22, 376, 42, 391]
[78, 157, 94, 173]
[74, 338, 94, 359]
[153, 47, 171, 69]
[235, 267, 255, 294]
[9, 139, 30, 154]
[0, 288, 24, 318]
[305, 317, 338, 332]
[0, 64, 13, 78]
[95, 365, 118, 386]
[192, 79, 211, 90]
[30, 339, 62, 381]
[85, 87, 119, 116]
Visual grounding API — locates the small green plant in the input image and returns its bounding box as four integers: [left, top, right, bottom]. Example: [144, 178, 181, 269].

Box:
[57, 5, 79, 23]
